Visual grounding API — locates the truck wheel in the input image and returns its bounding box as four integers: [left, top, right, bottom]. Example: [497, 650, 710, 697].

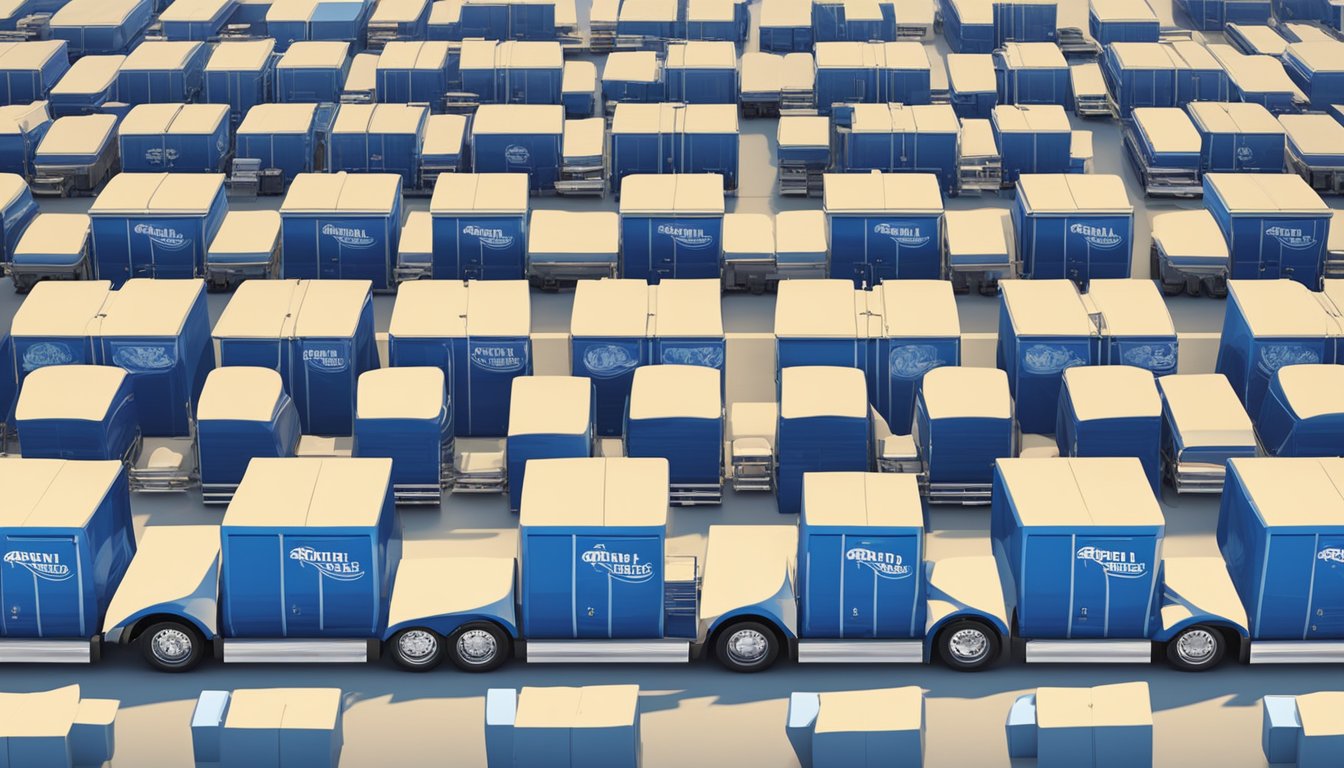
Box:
[714, 621, 779, 673]
[448, 622, 510, 672]
[140, 621, 204, 672]
[937, 620, 1000, 671]
[389, 628, 444, 672]
[1166, 625, 1225, 672]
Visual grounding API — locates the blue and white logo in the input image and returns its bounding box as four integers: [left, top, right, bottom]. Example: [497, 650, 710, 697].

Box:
[470, 344, 526, 373]
[1022, 344, 1085, 375]
[21, 342, 74, 372]
[582, 344, 640, 379]
[321, 224, 375, 248]
[133, 223, 188, 250]
[144, 148, 180, 165]
[1120, 343, 1177, 374]
[462, 225, 515, 250]
[1266, 226, 1317, 250]
[660, 345, 724, 369]
[873, 223, 929, 248]
[1076, 546, 1148, 579]
[112, 345, 176, 371]
[504, 144, 530, 164]
[3, 551, 71, 582]
[302, 348, 349, 373]
[888, 345, 945, 380]
[1257, 344, 1321, 375]
[1235, 146, 1254, 163]
[846, 547, 912, 579]
[1319, 547, 1344, 565]
[581, 544, 654, 583]
[1070, 223, 1123, 249]
[289, 546, 365, 581]
[656, 224, 713, 249]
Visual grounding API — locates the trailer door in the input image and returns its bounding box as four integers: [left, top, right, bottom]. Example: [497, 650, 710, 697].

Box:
[574, 535, 663, 638]
[0, 535, 84, 638]
[223, 534, 285, 637]
[1069, 535, 1159, 639]
[283, 535, 378, 636]
[1309, 534, 1344, 639]
[839, 534, 922, 638]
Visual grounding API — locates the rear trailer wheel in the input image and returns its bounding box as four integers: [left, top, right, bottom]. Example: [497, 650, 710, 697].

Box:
[389, 628, 444, 672]
[715, 621, 780, 673]
[1166, 625, 1225, 672]
[937, 620, 1000, 671]
[448, 622, 510, 672]
[140, 621, 205, 672]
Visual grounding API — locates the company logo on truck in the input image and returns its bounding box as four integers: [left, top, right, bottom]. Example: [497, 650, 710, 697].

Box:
[111, 344, 176, 371]
[144, 148, 180, 164]
[846, 547, 913, 579]
[582, 344, 640, 379]
[504, 144, 530, 164]
[302, 348, 349, 373]
[133, 224, 188, 250]
[1266, 226, 1317, 250]
[470, 344, 527, 373]
[321, 224, 375, 248]
[20, 342, 74, 372]
[660, 345, 725, 369]
[581, 544, 654, 583]
[1075, 546, 1148, 579]
[1236, 146, 1254, 163]
[1257, 344, 1322, 375]
[873, 223, 930, 248]
[1069, 223, 1123, 249]
[889, 345, 945, 380]
[289, 547, 365, 581]
[1021, 344, 1085, 375]
[656, 224, 713, 249]
[3, 551, 72, 581]
[1319, 547, 1344, 564]
[462, 225, 515, 250]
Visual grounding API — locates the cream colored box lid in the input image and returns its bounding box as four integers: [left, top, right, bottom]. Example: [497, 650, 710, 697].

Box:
[399, 210, 431, 256]
[161, 0, 235, 22]
[332, 102, 427, 136]
[572, 279, 652, 337]
[881, 40, 931, 70]
[945, 208, 1011, 257]
[357, 367, 445, 420]
[0, 40, 64, 69]
[529, 210, 619, 255]
[1280, 113, 1344, 157]
[783, 52, 815, 90]
[612, 102, 677, 134]
[472, 103, 563, 135]
[388, 279, 468, 337]
[225, 688, 342, 730]
[760, 0, 810, 27]
[1090, 0, 1156, 21]
[370, 0, 429, 22]
[519, 456, 669, 527]
[39, 112, 114, 155]
[741, 52, 783, 95]
[948, 53, 997, 92]
[1156, 374, 1254, 449]
[774, 279, 861, 338]
[198, 367, 287, 422]
[1226, 24, 1287, 56]
[1063, 364, 1161, 421]
[431, 172, 529, 214]
[209, 210, 281, 257]
[775, 210, 827, 254]
[51, 0, 144, 27]
[959, 117, 998, 157]
[1000, 279, 1092, 336]
[514, 685, 639, 729]
[1017, 173, 1132, 214]
[1000, 41, 1067, 69]
[376, 40, 450, 71]
[291, 279, 373, 337]
[90, 172, 224, 215]
[814, 41, 883, 69]
[10, 279, 111, 337]
[1277, 363, 1344, 419]
[629, 364, 721, 420]
[282, 172, 400, 213]
[509, 376, 592, 435]
[15, 365, 125, 422]
[1090, 682, 1153, 725]
[815, 687, 923, 733]
[874, 280, 960, 338]
[1228, 457, 1344, 527]
[1295, 691, 1344, 736]
[619, 173, 725, 215]
[723, 212, 772, 255]
[823, 171, 943, 214]
[1108, 41, 1176, 69]
[601, 51, 659, 83]
[212, 279, 307, 339]
[1085, 278, 1175, 337]
[457, 39, 497, 70]
[14, 212, 90, 258]
[1134, 107, 1201, 154]
[50, 55, 124, 94]
[224, 457, 392, 528]
[992, 103, 1071, 133]
[687, 0, 734, 21]
[802, 471, 922, 527]
[665, 40, 736, 69]
[562, 116, 604, 159]
[562, 59, 596, 92]
[1227, 279, 1337, 337]
[781, 365, 868, 418]
[0, 459, 122, 528]
[777, 115, 829, 148]
[237, 103, 317, 135]
[494, 40, 563, 69]
[277, 41, 350, 69]
[1150, 208, 1228, 261]
[1286, 40, 1344, 72]
[948, 0, 992, 23]
[423, 113, 468, 156]
[1069, 61, 1106, 95]
[921, 366, 1011, 419]
[121, 41, 204, 71]
[998, 457, 1164, 527]
[650, 278, 722, 337]
[99, 278, 205, 337]
[617, 0, 677, 21]
[344, 52, 377, 91]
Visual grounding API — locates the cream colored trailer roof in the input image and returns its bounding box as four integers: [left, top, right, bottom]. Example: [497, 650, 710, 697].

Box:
[0, 458, 121, 527]
[423, 113, 467, 157]
[15, 365, 125, 421]
[1185, 101, 1283, 135]
[518, 456, 669, 527]
[13, 213, 89, 260]
[1286, 40, 1344, 72]
[237, 103, 317, 135]
[991, 103, 1071, 132]
[619, 174, 725, 215]
[1063, 365, 1161, 421]
[276, 41, 350, 69]
[529, 210, 618, 255]
[602, 51, 659, 83]
[115, 103, 181, 135]
[1017, 173, 1133, 214]
[780, 365, 868, 418]
[212, 279, 307, 339]
[10, 280, 111, 337]
[121, 41, 204, 72]
[948, 0, 992, 23]
[457, 39, 497, 71]
[50, 55, 124, 95]
[1280, 113, 1344, 157]
[291, 280, 373, 337]
[760, 0, 810, 26]
[777, 115, 829, 148]
[1107, 41, 1176, 69]
[722, 212, 772, 255]
[376, 40, 450, 72]
[344, 52, 377, 92]
[959, 118, 998, 157]
[89, 172, 225, 215]
[98, 279, 204, 337]
[563, 116, 604, 159]
[1276, 364, 1344, 419]
[1215, 47, 1306, 97]
[617, 0, 677, 21]
[282, 172, 400, 214]
[783, 53, 814, 90]
[774, 279, 860, 338]
[1090, 0, 1156, 21]
[387, 279, 468, 338]
[1228, 457, 1344, 526]
[494, 40, 563, 69]
[921, 366, 1011, 419]
[1206, 173, 1328, 214]
[873, 280, 960, 338]
[998, 457, 1164, 526]
[775, 210, 827, 255]
[651, 278, 723, 337]
[464, 280, 530, 336]
[629, 364, 721, 419]
[266, 0, 320, 21]
[1085, 279, 1175, 337]
[1000, 279, 1093, 336]
[802, 471, 923, 527]
[51, 0, 145, 26]
[357, 367, 445, 420]
[332, 103, 427, 136]
[665, 41, 737, 69]
[741, 52, 783, 95]
[161, 0, 235, 22]
[1070, 61, 1106, 96]
[472, 103, 563, 135]
[430, 172, 528, 214]
[1283, 21, 1334, 42]
[611, 102, 677, 134]
[1227, 24, 1286, 56]
[571, 279, 651, 337]
[1157, 374, 1255, 451]
[509, 376, 592, 435]
[0, 685, 82, 738]
[1151, 209, 1228, 261]
[0, 40, 63, 70]
[1228, 279, 1339, 337]
[841, 0, 882, 21]
[209, 210, 281, 256]
[944, 209, 1011, 259]
[881, 41, 930, 70]
[1133, 107, 1201, 154]
[687, 0, 734, 21]
[1000, 41, 1067, 69]
[399, 210, 431, 257]
[699, 523, 797, 623]
[814, 41, 883, 69]
[224, 457, 392, 527]
[198, 366, 287, 421]
[371, 0, 429, 22]
[149, 103, 229, 135]
[823, 171, 943, 214]
[814, 687, 923, 733]
[948, 53, 997, 92]
[556, 0, 576, 26]
[206, 40, 276, 72]
[562, 60, 596, 93]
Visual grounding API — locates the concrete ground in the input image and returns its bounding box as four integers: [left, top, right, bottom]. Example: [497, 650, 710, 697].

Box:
[2, 0, 1342, 764]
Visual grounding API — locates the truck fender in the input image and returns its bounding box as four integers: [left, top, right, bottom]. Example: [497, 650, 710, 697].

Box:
[706, 608, 796, 648]
[108, 605, 217, 645]
[924, 610, 1010, 661]
[381, 612, 520, 643]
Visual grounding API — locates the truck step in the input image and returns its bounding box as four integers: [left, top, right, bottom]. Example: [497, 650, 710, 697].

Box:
[0, 639, 92, 663]
[223, 639, 371, 664]
[524, 640, 690, 664]
[1025, 640, 1152, 663]
[797, 640, 923, 663]
[1250, 641, 1344, 664]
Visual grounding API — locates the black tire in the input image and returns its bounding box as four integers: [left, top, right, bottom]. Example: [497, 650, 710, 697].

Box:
[139, 621, 205, 672]
[388, 627, 445, 672]
[714, 620, 780, 673]
[1166, 625, 1225, 672]
[447, 622, 511, 672]
[936, 619, 1001, 671]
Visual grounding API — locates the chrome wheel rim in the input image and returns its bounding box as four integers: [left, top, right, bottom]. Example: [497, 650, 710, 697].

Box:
[456, 629, 497, 666]
[398, 630, 439, 664]
[151, 628, 192, 664]
[1176, 629, 1217, 665]
[726, 629, 768, 665]
[948, 628, 989, 663]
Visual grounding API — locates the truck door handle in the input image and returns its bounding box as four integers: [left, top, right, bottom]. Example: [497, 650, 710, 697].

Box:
[586, 607, 595, 617]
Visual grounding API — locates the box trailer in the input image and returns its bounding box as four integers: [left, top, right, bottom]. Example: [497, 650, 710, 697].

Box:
[991, 104, 1071, 184]
[6, 212, 91, 291]
[992, 456, 1248, 669]
[997, 279, 1098, 434]
[811, 0, 889, 44]
[823, 171, 944, 285]
[426, 172, 529, 281]
[562, 60, 596, 118]
[610, 103, 739, 194]
[1157, 373, 1258, 493]
[459, 40, 563, 106]
[0, 41, 68, 106]
[1284, 41, 1344, 108]
[626, 364, 723, 504]
[1088, 0, 1159, 45]
[459, 0, 560, 40]
[760, 0, 812, 52]
[48, 55, 124, 118]
[1255, 364, 1344, 457]
[835, 103, 959, 194]
[506, 376, 593, 512]
[527, 210, 618, 285]
[386, 279, 531, 438]
[367, 0, 430, 45]
[912, 366, 1013, 503]
[1225, 23, 1286, 55]
[196, 366, 302, 503]
[1178, 0, 1269, 28]
[204, 41, 277, 127]
[1056, 366, 1164, 492]
[1083, 278, 1178, 375]
[118, 103, 231, 174]
[235, 103, 323, 186]
[1208, 44, 1306, 115]
[31, 113, 118, 198]
[50, 0, 152, 57]
[943, 0, 994, 53]
[427, 0, 463, 40]
[1185, 101, 1285, 174]
[116, 41, 209, 105]
[664, 42, 737, 106]
[158, 0, 237, 40]
[1150, 208, 1230, 296]
[1124, 107, 1203, 197]
[995, 43, 1071, 108]
[685, 0, 739, 42]
[471, 103, 563, 194]
[353, 367, 452, 503]
[205, 210, 282, 288]
[614, 0, 678, 44]
[88, 173, 227, 284]
[777, 366, 871, 515]
[1103, 41, 1230, 117]
[948, 53, 997, 119]
[601, 52, 663, 110]
[1012, 173, 1134, 283]
[266, 0, 373, 51]
[279, 172, 402, 290]
[6, 280, 112, 391]
[618, 173, 725, 282]
[869, 280, 961, 435]
[773, 279, 873, 378]
[1280, 114, 1344, 195]
[375, 41, 450, 111]
[1204, 173, 1331, 288]
[277, 41, 350, 103]
[328, 103, 426, 191]
[14, 365, 138, 462]
[341, 51, 378, 103]
[214, 279, 377, 436]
